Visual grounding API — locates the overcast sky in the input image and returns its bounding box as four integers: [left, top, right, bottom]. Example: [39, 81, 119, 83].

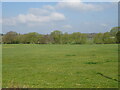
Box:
[1, 1, 118, 34]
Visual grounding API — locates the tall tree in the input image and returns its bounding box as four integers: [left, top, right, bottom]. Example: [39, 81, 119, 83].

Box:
[3, 31, 18, 44]
[50, 30, 63, 44]
[38, 34, 52, 44]
[110, 27, 120, 36]
[21, 32, 40, 44]
[70, 32, 87, 44]
[103, 32, 116, 44]
[116, 31, 120, 43]
[93, 33, 104, 44]
[61, 32, 70, 44]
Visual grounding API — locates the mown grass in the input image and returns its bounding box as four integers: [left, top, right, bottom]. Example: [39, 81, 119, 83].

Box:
[2, 44, 118, 88]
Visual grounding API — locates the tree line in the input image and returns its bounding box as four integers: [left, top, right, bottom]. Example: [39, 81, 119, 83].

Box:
[1, 27, 120, 44]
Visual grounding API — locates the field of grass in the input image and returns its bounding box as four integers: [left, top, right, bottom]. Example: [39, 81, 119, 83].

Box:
[2, 44, 118, 88]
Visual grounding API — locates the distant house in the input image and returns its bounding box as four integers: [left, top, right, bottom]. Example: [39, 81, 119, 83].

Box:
[109, 36, 115, 39]
[86, 33, 96, 40]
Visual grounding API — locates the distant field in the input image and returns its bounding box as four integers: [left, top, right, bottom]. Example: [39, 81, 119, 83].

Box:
[2, 44, 118, 88]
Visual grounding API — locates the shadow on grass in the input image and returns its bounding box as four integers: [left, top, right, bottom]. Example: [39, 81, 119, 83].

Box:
[84, 62, 100, 64]
[65, 54, 76, 56]
[97, 72, 120, 82]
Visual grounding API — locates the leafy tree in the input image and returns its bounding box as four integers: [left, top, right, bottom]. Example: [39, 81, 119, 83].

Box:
[80, 34, 87, 44]
[38, 35, 52, 44]
[70, 32, 81, 44]
[2, 27, 119, 44]
[51, 30, 63, 44]
[70, 32, 87, 44]
[3, 31, 18, 44]
[110, 27, 120, 36]
[103, 32, 116, 44]
[93, 33, 104, 44]
[116, 31, 120, 43]
[20, 32, 40, 44]
[61, 32, 70, 44]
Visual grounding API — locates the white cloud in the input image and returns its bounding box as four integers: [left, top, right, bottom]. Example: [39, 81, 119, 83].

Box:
[62, 25, 72, 29]
[50, 12, 65, 21]
[19, 12, 65, 23]
[3, 8, 65, 26]
[3, 3, 67, 27]
[3, 2, 109, 27]
[101, 24, 108, 27]
[43, 5, 55, 11]
[56, 0, 103, 11]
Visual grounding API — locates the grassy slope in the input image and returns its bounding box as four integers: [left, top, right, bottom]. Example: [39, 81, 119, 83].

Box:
[2, 44, 118, 88]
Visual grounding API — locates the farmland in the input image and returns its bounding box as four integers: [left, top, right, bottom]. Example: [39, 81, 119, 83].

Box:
[2, 44, 118, 88]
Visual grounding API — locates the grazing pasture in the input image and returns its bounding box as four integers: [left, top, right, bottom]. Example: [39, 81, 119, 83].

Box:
[2, 44, 118, 88]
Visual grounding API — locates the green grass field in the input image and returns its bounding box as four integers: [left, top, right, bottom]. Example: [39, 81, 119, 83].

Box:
[2, 44, 118, 88]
